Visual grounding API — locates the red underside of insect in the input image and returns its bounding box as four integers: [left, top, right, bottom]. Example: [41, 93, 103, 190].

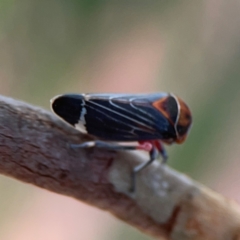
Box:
[137, 140, 166, 157]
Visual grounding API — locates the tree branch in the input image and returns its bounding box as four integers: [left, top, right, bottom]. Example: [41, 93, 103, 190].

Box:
[0, 95, 239, 240]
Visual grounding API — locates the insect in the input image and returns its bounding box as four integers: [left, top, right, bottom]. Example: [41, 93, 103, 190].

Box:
[51, 93, 192, 192]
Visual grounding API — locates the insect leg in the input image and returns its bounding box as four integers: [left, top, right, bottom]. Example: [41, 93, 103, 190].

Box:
[130, 146, 158, 192]
[71, 140, 164, 193]
[156, 140, 168, 164]
[70, 140, 138, 150]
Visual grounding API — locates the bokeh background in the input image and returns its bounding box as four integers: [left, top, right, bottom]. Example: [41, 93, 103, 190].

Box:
[1, 1, 240, 239]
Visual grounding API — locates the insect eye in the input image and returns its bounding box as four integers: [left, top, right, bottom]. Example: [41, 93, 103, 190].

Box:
[177, 124, 189, 136]
[176, 97, 192, 139]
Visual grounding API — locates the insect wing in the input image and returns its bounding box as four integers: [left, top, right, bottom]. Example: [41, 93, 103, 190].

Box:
[51, 94, 84, 126]
[82, 93, 173, 141]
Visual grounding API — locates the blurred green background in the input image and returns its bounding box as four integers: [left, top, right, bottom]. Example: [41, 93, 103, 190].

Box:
[1, 1, 240, 239]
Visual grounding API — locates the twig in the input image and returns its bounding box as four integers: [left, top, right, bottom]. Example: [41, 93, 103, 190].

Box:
[0, 95, 239, 240]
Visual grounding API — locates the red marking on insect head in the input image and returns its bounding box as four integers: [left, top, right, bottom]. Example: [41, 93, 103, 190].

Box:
[177, 97, 192, 127]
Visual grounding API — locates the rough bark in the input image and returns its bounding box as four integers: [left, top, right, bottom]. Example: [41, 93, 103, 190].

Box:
[0, 95, 239, 240]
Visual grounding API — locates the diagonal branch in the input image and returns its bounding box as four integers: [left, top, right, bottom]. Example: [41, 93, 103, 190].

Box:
[0, 95, 239, 240]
